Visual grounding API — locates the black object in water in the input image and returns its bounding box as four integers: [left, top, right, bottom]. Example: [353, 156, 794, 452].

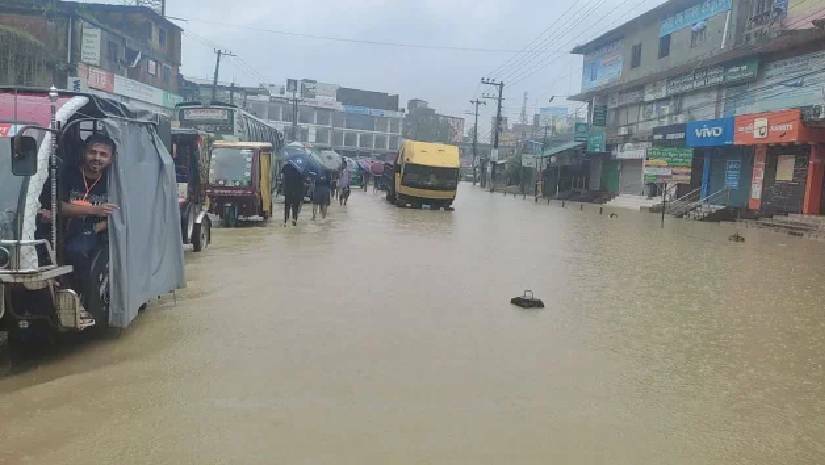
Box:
[511, 290, 544, 309]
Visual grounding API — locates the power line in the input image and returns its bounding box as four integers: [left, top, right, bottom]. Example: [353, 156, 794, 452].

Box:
[504, 0, 647, 87]
[495, 0, 611, 82]
[485, 0, 585, 78]
[174, 16, 523, 53]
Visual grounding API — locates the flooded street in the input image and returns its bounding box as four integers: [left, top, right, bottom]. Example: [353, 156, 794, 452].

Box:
[2, 183, 825, 465]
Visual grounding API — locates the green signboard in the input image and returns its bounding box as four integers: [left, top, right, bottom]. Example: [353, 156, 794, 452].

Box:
[587, 127, 606, 152]
[574, 122, 589, 142]
[646, 147, 693, 167]
[724, 58, 759, 83]
[592, 105, 608, 127]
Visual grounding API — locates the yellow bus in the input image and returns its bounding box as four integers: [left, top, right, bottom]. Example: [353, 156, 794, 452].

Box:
[387, 140, 460, 210]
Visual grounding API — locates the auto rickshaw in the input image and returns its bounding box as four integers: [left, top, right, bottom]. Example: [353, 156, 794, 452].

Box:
[0, 87, 185, 358]
[171, 128, 213, 251]
[207, 141, 273, 227]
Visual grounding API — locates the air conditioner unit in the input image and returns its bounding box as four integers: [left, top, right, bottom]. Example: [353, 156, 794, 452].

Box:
[618, 126, 632, 136]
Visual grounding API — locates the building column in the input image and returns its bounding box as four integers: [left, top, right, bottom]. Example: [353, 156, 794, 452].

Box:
[802, 143, 825, 215]
[748, 145, 767, 211]
[701, 151, 711, 199]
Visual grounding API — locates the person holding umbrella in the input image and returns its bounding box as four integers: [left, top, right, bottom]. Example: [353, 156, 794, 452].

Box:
[281, 163, 305, 226]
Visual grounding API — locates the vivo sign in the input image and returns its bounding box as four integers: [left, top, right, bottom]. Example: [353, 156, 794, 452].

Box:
[686, 117, 734, 147]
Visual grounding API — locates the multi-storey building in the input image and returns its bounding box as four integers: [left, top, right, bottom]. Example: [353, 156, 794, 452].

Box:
[244, 79, 403, 159]
[0, 0, 183, 115]
[570, 0, 825, 217]
[403, 99, 465, 145]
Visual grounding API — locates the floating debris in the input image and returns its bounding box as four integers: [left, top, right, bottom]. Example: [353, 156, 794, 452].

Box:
[729, 233, 745, 243]
[511, 290, 545, 309]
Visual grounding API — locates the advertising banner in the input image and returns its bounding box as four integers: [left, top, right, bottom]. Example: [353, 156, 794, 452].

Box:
[660, 0, 731, 36]
[586, 127, 606, 152]
[574, 122, 589, 142]
[666, 58, 757, 97]
[733, 109, 817, 144]
[725, 50, 825, 115]
[81, 25, 102, 66]
[612, 142, 650, 159]
[581, 41, 623, 91]
[785, 0, 824, 30]
[647, 147, 694, 167]
[652, 123, 687, 147]
[725, 159, 741, 188]
[686, 117, 734, 147]
[78, 63, 114, 93]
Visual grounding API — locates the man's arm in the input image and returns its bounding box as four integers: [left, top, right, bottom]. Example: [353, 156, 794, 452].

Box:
[60, 201, 118, 218]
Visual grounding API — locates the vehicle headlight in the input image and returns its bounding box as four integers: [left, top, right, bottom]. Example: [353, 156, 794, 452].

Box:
[0, 246, 9, 269]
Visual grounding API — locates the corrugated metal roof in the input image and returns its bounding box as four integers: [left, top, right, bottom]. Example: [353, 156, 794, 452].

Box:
[541, 141, 583, 157]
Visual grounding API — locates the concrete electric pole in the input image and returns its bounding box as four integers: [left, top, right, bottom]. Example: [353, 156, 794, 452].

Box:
[469, 98, 486, 186]
[481, 77, 504, 192]
[211, 49, 236, 103]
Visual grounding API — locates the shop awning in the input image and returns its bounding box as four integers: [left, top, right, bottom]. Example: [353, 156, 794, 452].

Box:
[541, 141, 584, 158]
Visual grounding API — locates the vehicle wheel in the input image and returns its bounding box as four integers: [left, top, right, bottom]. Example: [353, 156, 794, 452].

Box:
[184, 206, 195, 244]
[87, 247, 110, 331]
[192, 218, 210, 252]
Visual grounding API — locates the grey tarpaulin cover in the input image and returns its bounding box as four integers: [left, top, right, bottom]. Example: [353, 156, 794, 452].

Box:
[105, 119, 185, 328]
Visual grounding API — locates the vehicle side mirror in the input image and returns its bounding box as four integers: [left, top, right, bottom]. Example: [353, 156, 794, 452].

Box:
[11, 135, 38, 176]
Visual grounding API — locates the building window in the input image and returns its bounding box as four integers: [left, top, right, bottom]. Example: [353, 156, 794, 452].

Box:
[159, 28, 167, 48]
[374, 134, 387, 150]
[389, 118, 400, 134]
[147, 59, 157, 76]
[658, 34, 670, 59]
[631, 44, 642, 68]
[315, 127, 330, 144]
[107, 41, 119, 65]
[316, 110, 331, 125]
[126, 48, 139, 67]
[333, 130, 344, 146]
[359, 133, 373, 148]
[389, 135, 400, 150]
[344, 132, 357, 147]
[162, 65, 171, 83]
[589, 63, 597, 81]
[299, 108, 314, 124]
[690, 26, 707, 47]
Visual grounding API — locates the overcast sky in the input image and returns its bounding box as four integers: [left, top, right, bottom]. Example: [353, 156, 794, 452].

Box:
[166, 0, 667, 138]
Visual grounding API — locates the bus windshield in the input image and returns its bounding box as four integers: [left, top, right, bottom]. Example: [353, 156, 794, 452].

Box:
[210, 148, 253, 187]
[0, 146, 24, 241]
[402, 164, 459, 190]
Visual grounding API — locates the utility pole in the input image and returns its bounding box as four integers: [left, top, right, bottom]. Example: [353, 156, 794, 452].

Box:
[469, 98, 486, 186]
[212, 49, 236, 102]
[481, 77, 504, 192]
[286, 79, 300, 142]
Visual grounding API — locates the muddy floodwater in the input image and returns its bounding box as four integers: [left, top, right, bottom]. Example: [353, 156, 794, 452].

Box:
[2, 184, 825, 464]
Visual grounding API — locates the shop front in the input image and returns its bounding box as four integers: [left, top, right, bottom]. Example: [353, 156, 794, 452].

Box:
[686, 117, 753, 208]
[734, 109, 825, 215]
[650, 123, 693, 196]
[645, 146, 693, 196]
[611, 142, 649, 195]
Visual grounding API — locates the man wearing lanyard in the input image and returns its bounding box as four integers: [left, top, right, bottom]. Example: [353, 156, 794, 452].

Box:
[59, 133, 118, 294]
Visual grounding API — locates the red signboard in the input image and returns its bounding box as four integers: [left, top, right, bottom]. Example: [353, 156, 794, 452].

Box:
[734, 109, 825, 145]
[80, 63, 115, 93]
